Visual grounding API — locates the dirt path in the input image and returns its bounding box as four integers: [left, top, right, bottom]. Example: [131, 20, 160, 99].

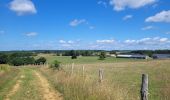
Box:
[5, 75, 24, 100]
[35, 71, 63, 100]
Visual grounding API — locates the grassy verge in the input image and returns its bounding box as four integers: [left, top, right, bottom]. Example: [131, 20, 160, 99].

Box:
[0, 66, 20, 100]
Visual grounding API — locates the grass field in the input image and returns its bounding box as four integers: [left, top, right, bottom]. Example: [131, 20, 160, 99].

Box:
[0, 55, 170, 100]
[36, 54, 146, 64]
[38, 55, 170, 100]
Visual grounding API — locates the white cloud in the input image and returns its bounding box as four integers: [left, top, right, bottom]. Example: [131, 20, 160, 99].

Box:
[69, 19, 86, 27]
[9, 0, 37, 15]
[160, 38, 168, 42]
[124, 39, 136, 44]
[25, 32, 37, 37]
[96, 39, 115, 44]
[68, 40, 74, 44]
[145, 10, 170, 23]
[58, 40, 81, 49]
[124, 37, 170, 45]
[97, 1, 107, 8]
[59, 40, 74, 44]
[59, 40, 66, 43]
[123, 15, 133, 20]
[110, 0, 156, 11]
[141, 25, 154, 30]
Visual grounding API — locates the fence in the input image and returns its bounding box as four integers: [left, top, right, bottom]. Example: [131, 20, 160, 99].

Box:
[33, 63, 149, 100]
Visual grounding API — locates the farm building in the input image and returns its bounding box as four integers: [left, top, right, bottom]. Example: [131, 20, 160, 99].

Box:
[116, 54, 148, 59]
[152, 54, 170, 59]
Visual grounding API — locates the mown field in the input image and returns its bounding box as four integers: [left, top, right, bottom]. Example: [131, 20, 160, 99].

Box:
[0, 54, 170, 100]
[36, 54, 146, 64]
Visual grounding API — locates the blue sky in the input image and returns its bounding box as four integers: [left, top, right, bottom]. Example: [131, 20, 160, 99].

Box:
[0, 0, 170, 50]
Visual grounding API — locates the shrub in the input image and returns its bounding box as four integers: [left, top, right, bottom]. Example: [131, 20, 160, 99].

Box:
[35, 57, 46, 65]
[71, 55, 77, 59]
[50, 60, 61, 70]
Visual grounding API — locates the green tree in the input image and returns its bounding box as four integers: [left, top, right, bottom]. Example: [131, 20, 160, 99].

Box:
[70, 50, 77, 59]
[0, 53, 8, 64]
[99, 52, 106, 60]
[35, 57, 46, 65]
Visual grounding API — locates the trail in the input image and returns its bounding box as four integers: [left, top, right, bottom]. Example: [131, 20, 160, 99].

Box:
[5, 75, 24, 100]
[35, 71, 63, 100]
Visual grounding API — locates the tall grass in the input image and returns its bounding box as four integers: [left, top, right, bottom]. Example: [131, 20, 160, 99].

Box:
[0, 64, 10, 72]
[0, 66, 20, 100]
[39, 60, 170, 100]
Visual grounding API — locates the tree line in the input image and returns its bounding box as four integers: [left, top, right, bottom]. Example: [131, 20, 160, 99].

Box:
[0, 52, 46, 66]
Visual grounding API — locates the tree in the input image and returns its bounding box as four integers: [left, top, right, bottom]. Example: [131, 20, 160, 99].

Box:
[9, 58, 24, 66]
[23, 57, 35, 65]
[0, 53, 8, 64]
[35, 57, 46, 65]
[99, 51, 106, 60]
[70, 50, 77, 59]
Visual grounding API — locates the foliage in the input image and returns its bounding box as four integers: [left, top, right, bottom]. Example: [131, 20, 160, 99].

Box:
[35, 57, 46, 65]
[50, 60, 61, 70]
[70, 50, 77, 59]
[9, 57, 35, 66]
[0, 53, 8, 64]
[99, 51, 106, 60]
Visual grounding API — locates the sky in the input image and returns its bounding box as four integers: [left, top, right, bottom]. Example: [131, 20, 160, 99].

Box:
[0, 0, 170, 50]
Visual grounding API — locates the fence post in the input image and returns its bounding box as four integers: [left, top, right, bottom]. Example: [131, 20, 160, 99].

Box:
[141, 74, 148, 100]
[71, 63, 74, 75]
[82, 65, 85, 77]
[99, 69, 103, 83]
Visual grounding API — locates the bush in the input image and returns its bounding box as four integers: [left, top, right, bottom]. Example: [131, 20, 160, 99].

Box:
[71, 55, 77, 59]
[35, 57, 46, 65]
[99, 52, 106, 60]
[0, 53, 8, 64]
[50, 60, 61, 70]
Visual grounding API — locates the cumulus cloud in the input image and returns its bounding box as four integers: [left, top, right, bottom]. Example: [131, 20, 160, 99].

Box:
[58, 40, 80, 48]
[96, 39, 115, 44]
[110, 0, 156, 11]
[9, 0, 37, 15]
[25, 32, 38, 37]
[141, 25, 154, 30]
[97, 1, 107, 8]
[69, 19, 87, 27]
[123, 15, 133, 20]
[59, 40, 66, 43]
[145, 10, 170, 23]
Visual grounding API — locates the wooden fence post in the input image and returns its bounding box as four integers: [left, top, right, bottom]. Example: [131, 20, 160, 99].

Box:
[82, 65, 85, 77]
[71, 63, 74, 75]
[99, 69, 103, 83]
[141, 74, 148, 100]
